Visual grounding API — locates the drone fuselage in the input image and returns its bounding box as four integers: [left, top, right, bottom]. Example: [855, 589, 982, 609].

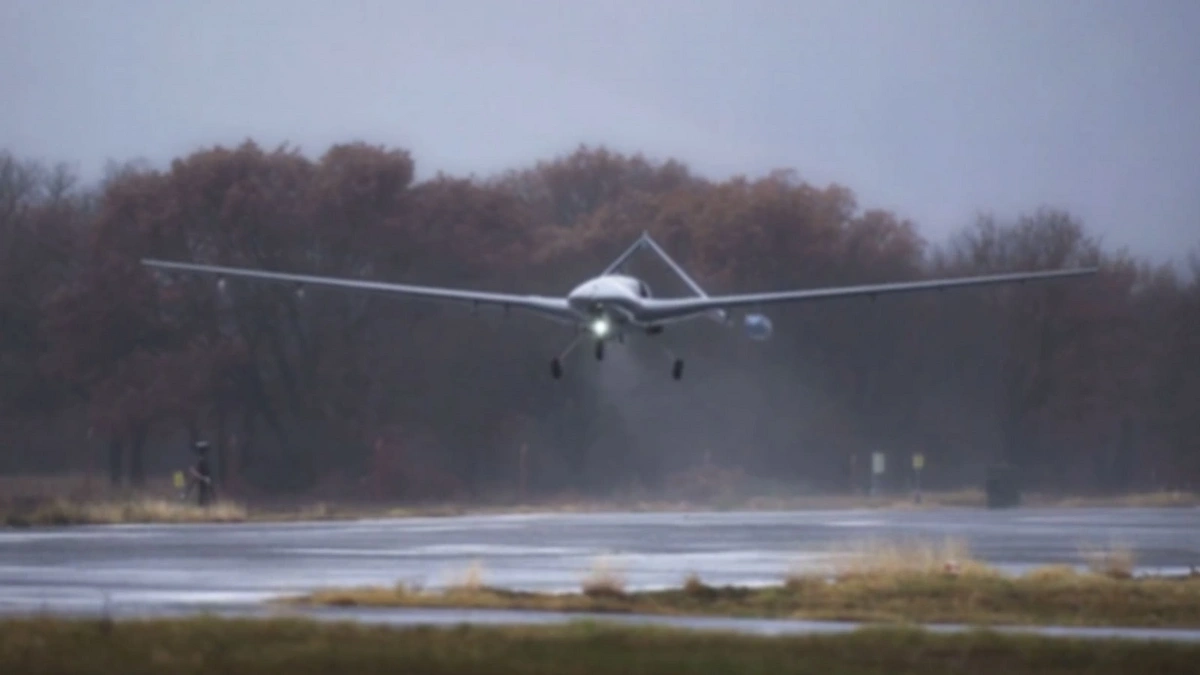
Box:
[566, 274, 655, 333]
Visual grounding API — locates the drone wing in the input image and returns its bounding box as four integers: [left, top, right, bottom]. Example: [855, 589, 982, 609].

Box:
[141, 259, 578, 323]
[635, 267, 1099, 323]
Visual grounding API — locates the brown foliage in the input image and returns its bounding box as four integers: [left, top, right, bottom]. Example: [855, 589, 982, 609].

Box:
[1, 142, 1197, 498]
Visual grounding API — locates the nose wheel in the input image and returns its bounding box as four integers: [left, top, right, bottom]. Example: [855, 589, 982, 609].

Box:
[548, 327, 683, 381]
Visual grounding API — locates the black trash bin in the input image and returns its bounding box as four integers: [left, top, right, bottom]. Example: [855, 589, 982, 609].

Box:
[985, 464, 1020, 509]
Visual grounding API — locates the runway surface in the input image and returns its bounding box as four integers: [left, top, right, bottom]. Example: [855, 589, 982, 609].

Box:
[2, 506, 1199, 639]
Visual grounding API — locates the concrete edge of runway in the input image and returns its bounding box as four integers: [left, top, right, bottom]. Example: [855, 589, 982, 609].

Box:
[5, 603, 1200, 644]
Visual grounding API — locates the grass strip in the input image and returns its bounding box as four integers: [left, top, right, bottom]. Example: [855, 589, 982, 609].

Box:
[3, 616, 1200, 675]
[5, 488, 1199, 527]
[284, 539, 1200, 629]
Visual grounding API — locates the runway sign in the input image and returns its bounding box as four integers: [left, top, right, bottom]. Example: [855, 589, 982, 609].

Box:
[872, 452, 885, 475]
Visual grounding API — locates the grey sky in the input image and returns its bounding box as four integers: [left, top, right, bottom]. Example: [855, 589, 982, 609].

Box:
[3, 0, 1197, 262]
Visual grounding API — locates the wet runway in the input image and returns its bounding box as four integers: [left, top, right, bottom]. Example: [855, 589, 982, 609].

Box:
[2, 506, 1198, 618]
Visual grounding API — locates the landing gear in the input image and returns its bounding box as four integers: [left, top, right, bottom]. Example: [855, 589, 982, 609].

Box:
[549, 339, 605, 377]
[550, 332, 586, 380]
[547, 323, 684, 381]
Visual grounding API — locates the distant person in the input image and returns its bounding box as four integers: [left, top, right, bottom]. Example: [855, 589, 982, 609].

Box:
[188, 440, 214, 507]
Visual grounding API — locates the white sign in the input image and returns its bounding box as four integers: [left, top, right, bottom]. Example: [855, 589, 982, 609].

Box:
[872, 452, 886, 475]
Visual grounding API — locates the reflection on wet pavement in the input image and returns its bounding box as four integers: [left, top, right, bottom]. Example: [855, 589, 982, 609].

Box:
[2, 507, 1198, 639]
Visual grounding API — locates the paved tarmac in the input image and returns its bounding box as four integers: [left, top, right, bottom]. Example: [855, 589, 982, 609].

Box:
[2, 506, 1197, 618]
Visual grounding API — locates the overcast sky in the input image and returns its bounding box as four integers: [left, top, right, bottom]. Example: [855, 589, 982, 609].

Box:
[3, 0, 1197, 262]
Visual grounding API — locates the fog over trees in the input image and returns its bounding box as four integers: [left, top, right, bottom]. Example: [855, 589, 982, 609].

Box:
[1, 142, 1196, 500]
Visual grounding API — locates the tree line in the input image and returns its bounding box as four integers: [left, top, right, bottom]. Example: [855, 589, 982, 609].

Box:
[1, 142, 1197, 500]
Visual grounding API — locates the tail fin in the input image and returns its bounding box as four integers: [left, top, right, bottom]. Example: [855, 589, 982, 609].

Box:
[602, 232, 727, 323]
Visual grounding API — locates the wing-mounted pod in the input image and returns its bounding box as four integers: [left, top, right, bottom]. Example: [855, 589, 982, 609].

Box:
[742, 313, 773, 341]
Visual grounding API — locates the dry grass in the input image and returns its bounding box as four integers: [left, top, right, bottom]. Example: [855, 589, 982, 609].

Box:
[581, 557, 627, 598]
[309, 488, 1192, 514]
[1044, 491, 1200, 508]
[926, 488, 988, 507]
[0, 471, 248, 526]
[1024, 564, 1082, 583]
[1081, 542, 1137, 580]
[682, 572, 712, 598]
[6, 616, 1200, 675]
[287, 541, 1200, 628]
[3, 471, 1199, 529]
[448, 560, 487, 593]
[814, 536, 994, 581]
[3, 496, 247, 526]
[0, 472, 178, 502]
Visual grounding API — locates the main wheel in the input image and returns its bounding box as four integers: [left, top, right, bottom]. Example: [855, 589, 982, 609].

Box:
[551, 358, 563, 379]
[595, 340, 605, 361]
[672, 358, 684, 380]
